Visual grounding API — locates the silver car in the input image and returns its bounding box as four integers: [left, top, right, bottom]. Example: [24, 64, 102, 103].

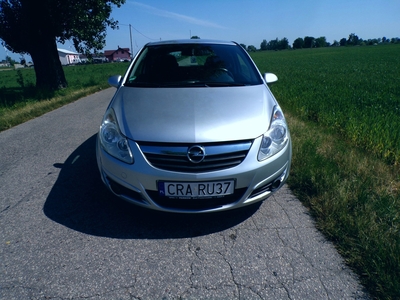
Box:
[96, 39, 291, 213]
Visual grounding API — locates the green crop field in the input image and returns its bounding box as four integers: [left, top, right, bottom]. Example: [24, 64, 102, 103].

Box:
[251, 45, 400, 299]
[251, 44, 400, 165]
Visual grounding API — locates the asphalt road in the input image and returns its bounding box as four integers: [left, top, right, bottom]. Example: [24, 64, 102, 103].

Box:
[0, 88, 369, 299]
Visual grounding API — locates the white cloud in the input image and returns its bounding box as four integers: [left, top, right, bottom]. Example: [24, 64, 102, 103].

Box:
[128, 1, 227, 29]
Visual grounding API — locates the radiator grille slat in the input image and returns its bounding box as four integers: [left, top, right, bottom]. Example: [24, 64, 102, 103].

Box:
[139, 141, 252, 173]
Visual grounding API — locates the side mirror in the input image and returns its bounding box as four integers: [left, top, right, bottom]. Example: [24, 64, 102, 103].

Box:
[263, 73, 278, 84]
[108, 75, 122, 88]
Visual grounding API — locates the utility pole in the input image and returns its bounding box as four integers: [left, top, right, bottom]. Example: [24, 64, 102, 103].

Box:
[129, 24, 133, 58]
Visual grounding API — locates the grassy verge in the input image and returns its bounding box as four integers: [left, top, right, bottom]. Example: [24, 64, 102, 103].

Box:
[251, 45, 399, 299]
[0, 63, 129, 131]
[0, 86, 105, 129]
[286, 112, 399, 299]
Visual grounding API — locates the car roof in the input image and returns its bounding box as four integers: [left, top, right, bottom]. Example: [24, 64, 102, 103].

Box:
[144, 39, 237, 47]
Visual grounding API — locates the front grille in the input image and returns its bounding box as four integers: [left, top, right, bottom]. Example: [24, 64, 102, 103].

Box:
[139, 140, 252, 173]
[146, 188, 247, 210]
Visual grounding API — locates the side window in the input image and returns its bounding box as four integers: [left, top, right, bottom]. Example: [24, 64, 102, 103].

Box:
[236, 54, 251, 81]
[127, 48, 148, 82]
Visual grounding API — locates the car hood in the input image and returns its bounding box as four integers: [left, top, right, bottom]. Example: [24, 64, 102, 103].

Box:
[112, 85, 275, 143]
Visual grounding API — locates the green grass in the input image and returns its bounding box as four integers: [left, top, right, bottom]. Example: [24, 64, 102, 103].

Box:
[286, 114, 399, 299]
[0, 63, 129, 130]
[251, 45, 400, 165]
[251, 45, 400, 299]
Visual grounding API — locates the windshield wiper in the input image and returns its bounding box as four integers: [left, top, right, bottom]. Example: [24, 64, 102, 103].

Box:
[203, 82, 247, 87]
[124, 81, 206, 87]
[124, 82, 163, 87]
[124, 81, 247, 88]
[171, 81, 247, 87]
[157, 81, 209, 87]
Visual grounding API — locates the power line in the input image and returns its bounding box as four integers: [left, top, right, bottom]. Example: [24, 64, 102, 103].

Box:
[119, 23, 158, 41]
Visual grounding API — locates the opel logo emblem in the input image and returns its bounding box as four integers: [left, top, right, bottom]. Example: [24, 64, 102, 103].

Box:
[187, 145, 206, 163]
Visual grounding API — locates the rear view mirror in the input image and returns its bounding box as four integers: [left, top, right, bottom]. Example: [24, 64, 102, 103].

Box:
[108, 75, 122, 88]
[264, 73, 278, 84]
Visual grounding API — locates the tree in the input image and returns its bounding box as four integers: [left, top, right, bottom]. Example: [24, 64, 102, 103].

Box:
[5, 55, 14, 66]
[277, 37, 289, 50]
[366, 38, 378, 45]
[262, 37, 289, 51]
[347, 33, 359, 46]
[315, 36, 327, 48]
[247, 45, 257, 52]
[304, 36, 315, 48]
[340, 38, 347, 46]
[332, 40, 339, 47]
[0, 0, 125, 90]
[260, 39, 268, 50]
[293, 37, 304, 49]
[267, 38, 279, 50]
[391, 37, 399, 44]
[190, 36, 200, 39]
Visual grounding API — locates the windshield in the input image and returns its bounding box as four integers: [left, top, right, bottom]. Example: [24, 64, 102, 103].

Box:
[125, 43, 263, 87]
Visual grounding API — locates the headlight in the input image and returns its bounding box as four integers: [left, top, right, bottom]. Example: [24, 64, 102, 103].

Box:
[258, 105, 289, 161]
[99, 108, 134, 164]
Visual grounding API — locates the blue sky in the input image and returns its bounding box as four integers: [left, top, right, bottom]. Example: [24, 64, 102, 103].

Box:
[1, 0, 399, 61]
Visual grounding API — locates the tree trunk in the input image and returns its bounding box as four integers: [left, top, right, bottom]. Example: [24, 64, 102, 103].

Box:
[30, 35, 67, 90]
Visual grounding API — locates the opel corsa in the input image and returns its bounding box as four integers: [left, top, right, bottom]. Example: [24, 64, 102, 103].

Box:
[96, 39, 292, 213]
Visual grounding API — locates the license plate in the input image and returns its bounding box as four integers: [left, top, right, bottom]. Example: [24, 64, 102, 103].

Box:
[158, 180, 234, 198]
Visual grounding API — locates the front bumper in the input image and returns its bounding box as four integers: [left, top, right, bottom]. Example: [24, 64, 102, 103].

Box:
[96, 134, 291, 213]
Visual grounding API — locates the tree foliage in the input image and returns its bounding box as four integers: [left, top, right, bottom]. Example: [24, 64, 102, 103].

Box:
[304, 36, 315, 48]
[260, 39, 268, 50]
[247, 45, 256, 52]
[332, 40, 339, 47]
[256, 32, 399, 52]
[293, 38, 304, 49]
[347, 33, 360, 46]
[260, 37, 289, 51]
[315, 36, 327, 48]
[0, 0, 125, 90]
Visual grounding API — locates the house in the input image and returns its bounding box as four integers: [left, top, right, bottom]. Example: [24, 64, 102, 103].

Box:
[0, 62, 10, 67]
[13, 64, 25, 69]
[79, 54, 108, 64]
[104, 46, 131, 62]
[58, 48, 81, 65]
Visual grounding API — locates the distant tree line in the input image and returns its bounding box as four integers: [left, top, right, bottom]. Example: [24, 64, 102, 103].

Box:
[240, 33, 400, 52]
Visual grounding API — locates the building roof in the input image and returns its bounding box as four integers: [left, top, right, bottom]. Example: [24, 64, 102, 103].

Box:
[104, 47, 130, 56]
[57, 48, 80, 55]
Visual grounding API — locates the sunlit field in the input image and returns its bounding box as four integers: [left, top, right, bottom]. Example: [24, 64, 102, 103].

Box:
[251, 44, 400, 165]
[251, 44, 400, 299]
